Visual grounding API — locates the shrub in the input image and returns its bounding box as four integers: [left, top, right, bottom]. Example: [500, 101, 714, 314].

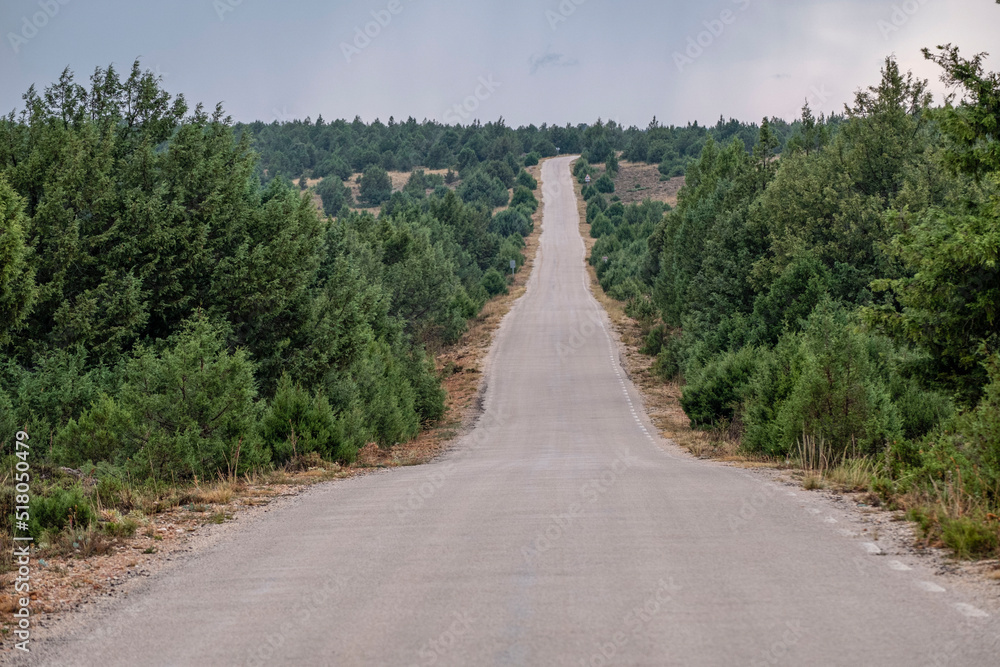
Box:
[316, 177, 353, 215]
[497, 236, 524, 267]
[595, 173, 616, 194]
[516, 170, 538, 190]
[482, 160, 516, 189]
[482, 268, 508, 296]
[605, 152, 619, 177]
[54, 395, 134, 468]
[510, 186, 538, 213]
[260, 374, 353, 464]
[641, 324, 671, 356]
[625, 295, 657, 323]
[773, 302, 903, 457]
[590, 213, 614, 238]
[489, 208, 532, 238]
[941, 517, 999, 559]
[359, 165, 393, 206]
[458, 170, 508, 209]
[523, 152, 540, 167]
[681, 346, 762, 428]
[117, 315, 267, 480]
[586, 195, 607, 223]
[401, 349, 446, 425]
[29, 487, 96, 540]
[534, 140, 557, 158]
[403, 170, 431, 198]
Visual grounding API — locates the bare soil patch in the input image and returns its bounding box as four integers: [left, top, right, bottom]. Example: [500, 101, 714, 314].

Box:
[611, 161, 684, 207]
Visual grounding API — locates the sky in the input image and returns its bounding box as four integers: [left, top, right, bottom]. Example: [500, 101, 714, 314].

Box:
[1, 0, 998, 129]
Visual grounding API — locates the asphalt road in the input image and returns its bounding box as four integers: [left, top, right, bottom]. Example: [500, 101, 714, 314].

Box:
[23, 156, 1000, 666]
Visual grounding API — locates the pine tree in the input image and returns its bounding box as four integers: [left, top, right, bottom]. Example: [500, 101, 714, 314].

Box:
[0, 176, 35, 345]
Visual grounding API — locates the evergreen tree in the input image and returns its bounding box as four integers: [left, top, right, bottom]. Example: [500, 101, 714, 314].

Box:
[359, 165, 393, 206]
[0, 176, 35, 345]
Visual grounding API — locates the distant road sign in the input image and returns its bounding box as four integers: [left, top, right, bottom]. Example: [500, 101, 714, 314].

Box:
[585, 175, 591, 183]
[510, 259, 517, 270]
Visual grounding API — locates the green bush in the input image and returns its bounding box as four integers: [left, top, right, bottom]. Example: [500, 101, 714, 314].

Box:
[681, 346, 762, 428]
[482, 160, 516, 189]
[510, 186, 538, 213]
[495, 239, 525, 274]
[54, 394, 134, 468]
[316, 177, 352, 215]
[586, 195, 607, 224]
[516, 170, 538, 190]
[260, 374, 356, 465]
[641, 324, 671, 356]
[458, 170, 509, 209]
[774, 302, 903, 456]
[401, 350, 446, 425]
[359, 165, 393, 206]
[523, 152, 540, 167]
[29, 487, 96, 540]
[489, 208, 532, 238]
[590, 213, 614, 238]
[482, 268, 508, 296]
[595, 173, 615, 194]
[117, 315, 267, 480]
[941, 517, 999, 559]
[624, 295, 657, 323]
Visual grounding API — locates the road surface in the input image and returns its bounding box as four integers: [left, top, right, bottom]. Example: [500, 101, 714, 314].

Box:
[23, 156, 1000, 666]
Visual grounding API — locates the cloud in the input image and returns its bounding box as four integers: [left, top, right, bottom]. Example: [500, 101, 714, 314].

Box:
[528, 49, 579, 75]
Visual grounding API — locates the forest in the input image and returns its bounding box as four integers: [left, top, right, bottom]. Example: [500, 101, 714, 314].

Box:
[588, 47, 1000, 557]
[1, 40, 996, 559]
[242, 108, 795, 187]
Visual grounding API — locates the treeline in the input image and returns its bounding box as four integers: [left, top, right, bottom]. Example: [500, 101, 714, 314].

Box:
[0, 62, 539, 495]
[591, 50, 1000, 556]
[242, 112, 802, 187]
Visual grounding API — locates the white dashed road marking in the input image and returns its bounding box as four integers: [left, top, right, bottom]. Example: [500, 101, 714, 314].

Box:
[916, 581, 946, 593]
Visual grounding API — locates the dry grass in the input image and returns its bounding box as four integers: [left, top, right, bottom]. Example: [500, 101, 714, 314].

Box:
[297, 167, 459, 216]
[824, 457, 877, 492]
[612, 160, 685, 207]
[186, 482, 236, 506]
